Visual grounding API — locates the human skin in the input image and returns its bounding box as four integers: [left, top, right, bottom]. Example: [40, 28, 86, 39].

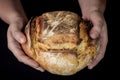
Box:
[78, 0, 108, 69]
[0, 0, 108, 71]
[0, 0, 44, 72]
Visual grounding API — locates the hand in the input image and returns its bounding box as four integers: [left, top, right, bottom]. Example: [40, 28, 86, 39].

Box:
[7, 19, 44, 72]
[82, 11, 108, 69]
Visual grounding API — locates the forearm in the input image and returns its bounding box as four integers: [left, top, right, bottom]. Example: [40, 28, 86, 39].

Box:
[0, 0, 27, 24]
[78, 0, 106, 17]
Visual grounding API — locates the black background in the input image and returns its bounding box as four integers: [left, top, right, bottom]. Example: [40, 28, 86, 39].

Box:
[0, 0, 117, 80]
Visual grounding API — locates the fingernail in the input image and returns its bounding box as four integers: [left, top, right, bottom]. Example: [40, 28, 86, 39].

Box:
[36, 67, 45, 72]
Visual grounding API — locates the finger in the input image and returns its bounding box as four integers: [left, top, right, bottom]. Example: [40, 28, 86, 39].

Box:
[88, 52, 104, 69]
[88, 23, 108, 69]
[17, 53, 45, 72]
[89, 14, 103, 39]
[7, 33, 44, 72]
[13, 30, 26, 44]
[9, 24, 26, 44]
[8, 41, 44, 72]
[90, 25, 102, 39]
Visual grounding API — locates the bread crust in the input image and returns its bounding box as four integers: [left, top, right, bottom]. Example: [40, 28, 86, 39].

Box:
[22, 11, 98, 75]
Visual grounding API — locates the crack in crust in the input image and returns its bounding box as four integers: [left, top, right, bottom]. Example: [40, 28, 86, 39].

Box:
[22, 11, 98, 75]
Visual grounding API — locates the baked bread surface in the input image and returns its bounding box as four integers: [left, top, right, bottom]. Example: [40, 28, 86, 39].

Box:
[22, 11, 98, 75]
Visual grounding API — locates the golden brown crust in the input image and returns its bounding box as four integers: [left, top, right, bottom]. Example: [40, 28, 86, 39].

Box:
[22, 11, 98, 75]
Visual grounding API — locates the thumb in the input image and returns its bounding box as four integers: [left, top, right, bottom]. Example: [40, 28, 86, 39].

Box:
[89, 17, 103, 39]
[90, 24, 101, 39]
[89, 12, 103, 39]
[10, 24, 26, 44]
[13, 30, 26, 44]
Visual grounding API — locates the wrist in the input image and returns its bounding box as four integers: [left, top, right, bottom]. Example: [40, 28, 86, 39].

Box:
[82, 9, 104, 20]
[8, 13, 28, 28]
[78, 0, 106, 19]
[0, 11, 28, 26]
[7, 16, 28, 32]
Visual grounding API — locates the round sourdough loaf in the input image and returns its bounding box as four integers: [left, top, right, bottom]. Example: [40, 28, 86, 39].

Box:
[22, 11, 98, 75]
